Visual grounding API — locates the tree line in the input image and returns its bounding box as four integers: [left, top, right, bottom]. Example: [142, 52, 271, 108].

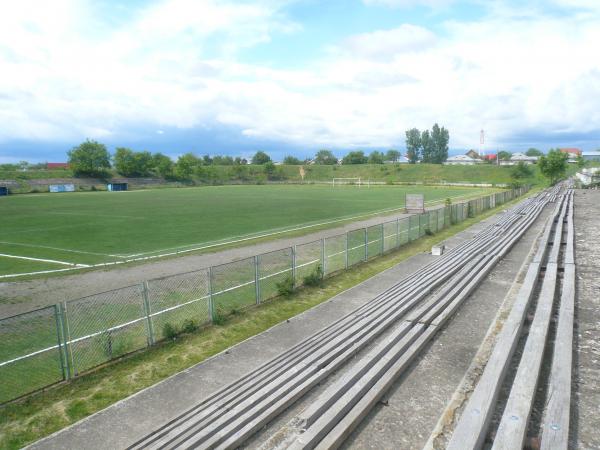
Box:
[60, 141, 408, 178]
[405, 123, 449, 164]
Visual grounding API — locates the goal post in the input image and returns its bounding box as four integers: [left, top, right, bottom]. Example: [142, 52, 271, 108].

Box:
[332, 177, 368, 187]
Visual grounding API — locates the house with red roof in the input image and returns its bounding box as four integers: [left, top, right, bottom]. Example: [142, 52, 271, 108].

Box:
[559, 148, 581, 156]
[559, 148, 581, 163]
[47, 163, 70, 169]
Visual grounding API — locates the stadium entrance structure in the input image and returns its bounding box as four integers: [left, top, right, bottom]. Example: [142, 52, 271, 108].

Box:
[0, 186, 7, 196]
[107, 182, 128, 192]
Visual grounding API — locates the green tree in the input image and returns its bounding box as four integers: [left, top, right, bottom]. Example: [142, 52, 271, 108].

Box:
[152, 153, 174, 179]
[314, 149, 338, 165]
[283, 155, 302, 165]
[263, 161, 276, 178]
[251, 151, 271, 165]
[175, 153, 201, 180]
[212, 155, 234, 165]
[202, 155, 213, 165]
[68, 140, 111, 176]
[538, 149, 568, 185]
[114, 148, 153, 177]
[342, 151, 368, 165]
[385, 149, 400, 162]
[368, 151, 385, 164]
[431, 123, 449, 163]
[576, 154, 585, 168]
[421, 130, 434, 163]
[234, 157, 248, 165]
[510, 162, 533, 180]
[526, 148, 543, 157]
[498, 150, 512, 160]
[405, 128, 421, 164]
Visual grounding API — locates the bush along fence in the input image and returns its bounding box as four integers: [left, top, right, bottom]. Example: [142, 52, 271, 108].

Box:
[0, 187, 529, 404]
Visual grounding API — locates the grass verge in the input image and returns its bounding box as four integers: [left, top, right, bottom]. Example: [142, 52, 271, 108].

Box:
[0, 192, 536, 449]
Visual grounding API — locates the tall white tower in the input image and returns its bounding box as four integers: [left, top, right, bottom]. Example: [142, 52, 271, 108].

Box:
[479, 129, 485, 157]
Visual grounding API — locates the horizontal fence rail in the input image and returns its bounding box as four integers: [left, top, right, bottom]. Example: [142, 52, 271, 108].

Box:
[0, 187, 529, 404]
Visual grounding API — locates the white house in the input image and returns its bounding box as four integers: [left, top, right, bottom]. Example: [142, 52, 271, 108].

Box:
[582, 151, 600, 162]
[499, 152, 538, 166]
[510, 152, 538, 164]
[444, 154, 480, 165]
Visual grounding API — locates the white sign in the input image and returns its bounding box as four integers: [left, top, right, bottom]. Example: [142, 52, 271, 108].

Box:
[405, 193, 425, 213]
[49, 184, 75, 193]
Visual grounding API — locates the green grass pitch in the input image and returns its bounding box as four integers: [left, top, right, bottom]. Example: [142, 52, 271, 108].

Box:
[0, 184, 488, 277]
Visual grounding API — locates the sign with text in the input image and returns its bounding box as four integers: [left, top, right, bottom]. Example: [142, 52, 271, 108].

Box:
[49, 184, 75, 193]
[405, 193, 425, 213]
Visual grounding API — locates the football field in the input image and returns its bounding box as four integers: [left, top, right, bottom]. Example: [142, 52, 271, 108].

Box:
[0, 184, 489, 277]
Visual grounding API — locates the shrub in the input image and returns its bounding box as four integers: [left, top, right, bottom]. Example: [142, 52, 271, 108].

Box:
[181, 318, 199, 334]
[276, 276, 294, 297]
[162, 322, 178, 340]
[424, 227, 433, 236]
[303, 264, 323, 287]
[445, 197, 452, 206]
[212, 306, 227, 326]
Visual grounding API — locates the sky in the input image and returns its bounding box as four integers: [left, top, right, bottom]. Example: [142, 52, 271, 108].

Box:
[1, 0, 600, 163]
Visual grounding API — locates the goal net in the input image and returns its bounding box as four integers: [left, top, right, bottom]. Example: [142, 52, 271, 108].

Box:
[332, 177, 363, 187]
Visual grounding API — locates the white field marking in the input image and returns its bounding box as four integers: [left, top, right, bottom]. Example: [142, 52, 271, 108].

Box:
[0, 241, 127, 258]
[120, 192, 477, 258]
[0, 253, 89, 267]
[0, 192, 486, 279]
[46, 211, 145, 219]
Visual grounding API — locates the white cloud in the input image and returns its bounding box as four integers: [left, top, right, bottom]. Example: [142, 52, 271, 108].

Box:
[1, 0, 600, 153]
[331, 25, 437, 61]
[362, 0, 455, 8]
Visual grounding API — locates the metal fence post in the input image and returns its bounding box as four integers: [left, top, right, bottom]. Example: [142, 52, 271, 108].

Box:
[320, 238, 325, 277]
[208, 267, 215, 323]
[54, 304, 67, 380]
[292, 245, 297, 288]
[254, 255, 261, 305]
[364, 227, 368, 261]
[141, 281, 154, 346]
[61, 301, 75, 377]
[380, 223, 384, 254]
[396, 217, 400, 248]
[345, 232, 349, 269]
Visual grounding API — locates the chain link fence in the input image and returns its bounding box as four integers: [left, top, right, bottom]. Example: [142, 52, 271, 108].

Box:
[0, 186, 529, 404]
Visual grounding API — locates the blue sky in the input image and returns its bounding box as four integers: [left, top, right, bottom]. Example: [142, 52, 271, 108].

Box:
[1, 0, 600, 163]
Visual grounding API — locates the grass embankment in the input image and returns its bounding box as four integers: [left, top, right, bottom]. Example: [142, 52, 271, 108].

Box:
[0, 163, 545, 190]
[0, 192, 535, 450]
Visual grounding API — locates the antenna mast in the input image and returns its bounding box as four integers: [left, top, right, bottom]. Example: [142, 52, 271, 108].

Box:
[480, 129, 485, 157]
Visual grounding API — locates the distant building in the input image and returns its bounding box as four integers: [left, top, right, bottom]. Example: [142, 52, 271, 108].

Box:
[582, 151, 600, 162]
[465, 149, 480, 159]
[444, 154, 480, 165]
[559, 148, 582, 157]
[481, 154, 497, 162]
[559, 148, 581, 163]
[47, 163, 70, 169]
[510, 152, 538, 165]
